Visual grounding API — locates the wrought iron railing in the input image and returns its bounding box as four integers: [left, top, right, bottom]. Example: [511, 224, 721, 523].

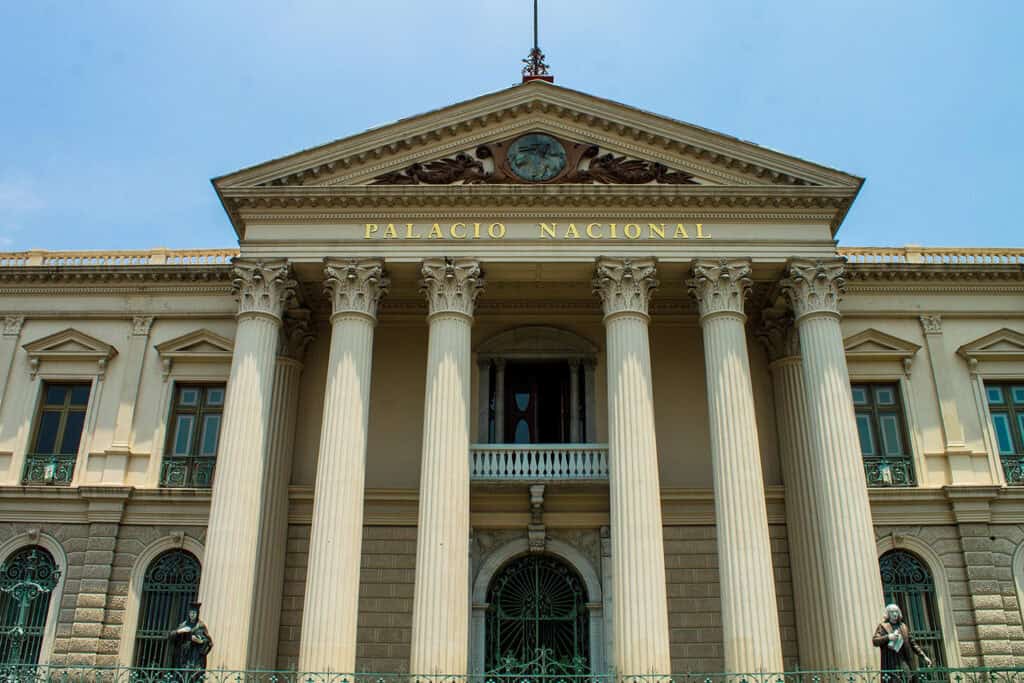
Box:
[159, 456, 216, 489]
[1000, 456, 1024, 486]
[863, 455, 916, 487]
[0, 667, 1019, 683]
[21, 454, 76, 486]
[470, 444, 609, 481]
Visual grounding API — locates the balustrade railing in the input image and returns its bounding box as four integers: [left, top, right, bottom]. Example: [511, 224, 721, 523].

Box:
[0, 248, 238, 267]
[470, 444, 609, 481]
[0, 666, 1020, 683]
[840, 246, 1024, 265]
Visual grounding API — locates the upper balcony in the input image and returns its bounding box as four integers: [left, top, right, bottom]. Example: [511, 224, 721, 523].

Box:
[470, 443, 609, 482]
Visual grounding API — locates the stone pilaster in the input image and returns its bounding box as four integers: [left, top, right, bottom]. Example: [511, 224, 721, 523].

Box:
[756, 311, 834, 670]
[780, 258, 885, 670]
[0, 315, 25, 411]
[409, 257, 483, 675]
[250, 310, 314, 668]
[919, 314, 976, 481]
[592, 256, 671, 675]
[688, 259, 783, 673]
[104, 316, 154, 483]
[299, 259, 389, 672]
[199, 258, 296, 669]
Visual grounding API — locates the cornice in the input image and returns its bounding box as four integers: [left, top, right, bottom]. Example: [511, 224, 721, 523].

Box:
[0, 265, 234, 294]
[844, 263, 1024, 294]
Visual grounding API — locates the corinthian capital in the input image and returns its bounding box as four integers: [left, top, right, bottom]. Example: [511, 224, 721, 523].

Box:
[420, 257, 485, 318]
[754, 309, 801, 361]
[280, 308, 317, 361]
[687, 259, 752, 320]
[323, 258, 390, 321]
[592, 257, 658, 318]
[779, 258, 846, 321]
[232, 259, 297, 321]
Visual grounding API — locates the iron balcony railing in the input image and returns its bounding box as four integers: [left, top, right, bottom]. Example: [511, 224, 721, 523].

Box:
[470, 444, 609, 482]
[21, 453, 77, 486]
[863, 455, 916, 488]
[0, 666, 1021, 683]
[1001, 456, 1024, 486]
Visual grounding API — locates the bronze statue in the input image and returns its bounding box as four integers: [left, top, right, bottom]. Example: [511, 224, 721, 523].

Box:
[167, 601, 213, 670]
[873, 603, 932, 678]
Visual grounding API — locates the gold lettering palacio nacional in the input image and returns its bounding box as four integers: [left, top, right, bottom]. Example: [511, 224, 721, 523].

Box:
[0, 81, 1023, 676]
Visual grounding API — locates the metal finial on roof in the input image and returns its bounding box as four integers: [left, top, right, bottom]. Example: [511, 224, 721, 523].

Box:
[522, 0, 553, 83]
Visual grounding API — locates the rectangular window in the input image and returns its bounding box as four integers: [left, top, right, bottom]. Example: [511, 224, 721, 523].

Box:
[851, 382, 916, 487]
[23, 382, 91, 485]
[984, 382, 1024, 485]
[160, 384, 225, 488]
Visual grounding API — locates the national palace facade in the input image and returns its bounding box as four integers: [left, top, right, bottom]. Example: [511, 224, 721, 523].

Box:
[0, 81, 1022, 675]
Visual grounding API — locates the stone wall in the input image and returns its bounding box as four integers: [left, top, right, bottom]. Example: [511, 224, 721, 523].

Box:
[277, 524, 417, 672]
[663, 524, 797, 673]
[874, 522, 1024, 667]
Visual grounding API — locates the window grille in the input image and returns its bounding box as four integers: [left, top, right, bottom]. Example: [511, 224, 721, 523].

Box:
[0, 546, 59, 665]
[23, 383, 91, 485]
[133, 550, 201, 667]
[879, 550, 946, 668]
[984, 382, 1024, 485]
[160, 384, 225, 488]
[851, 383, 916, 486]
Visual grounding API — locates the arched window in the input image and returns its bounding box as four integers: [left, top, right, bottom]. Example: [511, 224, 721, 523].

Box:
[485, 554, 590, 674]
[0, 546, 60, 665]
[133, 550, 200, 667]
[879, 549, 946, 667]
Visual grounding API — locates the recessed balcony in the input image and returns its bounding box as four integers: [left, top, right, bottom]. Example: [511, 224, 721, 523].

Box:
[470, 443, 609, 482]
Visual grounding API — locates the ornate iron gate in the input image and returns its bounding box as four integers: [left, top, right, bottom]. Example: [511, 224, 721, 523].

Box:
[879, 550, 946, 667]
[0, 546, 60, 665]
[133, 550, 201, 667]
[485, 554, 590, 675]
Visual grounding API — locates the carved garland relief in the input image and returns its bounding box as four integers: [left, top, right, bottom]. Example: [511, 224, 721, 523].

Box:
[371, 132, 699, 186]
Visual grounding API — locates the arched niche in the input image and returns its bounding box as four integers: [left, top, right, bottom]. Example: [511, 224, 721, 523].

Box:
[475, 326, 600, 444]
[0, 532, 68, 665]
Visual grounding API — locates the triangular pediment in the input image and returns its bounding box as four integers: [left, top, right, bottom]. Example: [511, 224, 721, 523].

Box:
[958, 328, 1024, 363]
[844, 329, 921, 362]
[155, 329, 234, 380]
[23, 328, 118, 377]
[214, 81, 861, 192]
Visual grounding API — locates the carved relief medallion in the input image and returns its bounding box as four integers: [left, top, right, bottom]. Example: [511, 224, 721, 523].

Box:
[506, 133, 567, 182]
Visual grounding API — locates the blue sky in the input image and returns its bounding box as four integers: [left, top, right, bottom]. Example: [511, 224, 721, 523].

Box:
[1, 1, 1021, 251]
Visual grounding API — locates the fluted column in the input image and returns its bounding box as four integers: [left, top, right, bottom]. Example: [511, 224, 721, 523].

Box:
[688, 259, 783, 673]
[250, 311, 314, 668]
[299, 259, 390, 672]
[199, 259, 297, 669]
[592, 257, 671, 676]
[756, 312, 833, 670]
[780, 259, 885, 670]
[409, 257, 484, 675]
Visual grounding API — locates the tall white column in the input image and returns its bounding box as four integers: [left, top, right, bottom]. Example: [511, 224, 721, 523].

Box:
[689, 259, 783, 673]
[300, 259, 389, 672]
[409, 257, 484, 675]
[780, 258, 885, 670]
[592, 257, 671, 676]
[250, 311, 314, 668]
[199, 259, 296, 669]
[756, 312, 834, 670]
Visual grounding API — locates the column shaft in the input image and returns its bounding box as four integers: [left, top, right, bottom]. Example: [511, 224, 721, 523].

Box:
[409, 257, 483, 675]
[593, 257, 671, 675]
[782, 259, 885, 670]
[569, 359, 581, 442]
[300, 260, 388, 672]
[199, 259, 295, 669]
[691, 260, 782, 673]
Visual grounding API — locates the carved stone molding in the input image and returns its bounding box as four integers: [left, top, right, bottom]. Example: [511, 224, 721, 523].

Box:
[419, 257, 485, 318]
[687, 258, 752, 320]
[592, 256, 658, 318]
[755, 310, 800, 362]
[323, 258, 390, 321]
[131, 316, 154, 336]
[779, 258, 846, 321]
[919, 314, 943, 335]
[232, 259, 297, 321]
[3, 316, 24, 336]
[280, 309, 316, 361]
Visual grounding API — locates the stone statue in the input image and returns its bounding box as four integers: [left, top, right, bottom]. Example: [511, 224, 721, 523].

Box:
[873, 603, 932, 678]
[167, 601, 213, 670]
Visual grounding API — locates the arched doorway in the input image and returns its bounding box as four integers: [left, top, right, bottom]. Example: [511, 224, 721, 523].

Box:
[485, 554, 590, 674]
[0, 546, 60, 665]
[879, 549, 946, 667]
[132, 549, 201, 667]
